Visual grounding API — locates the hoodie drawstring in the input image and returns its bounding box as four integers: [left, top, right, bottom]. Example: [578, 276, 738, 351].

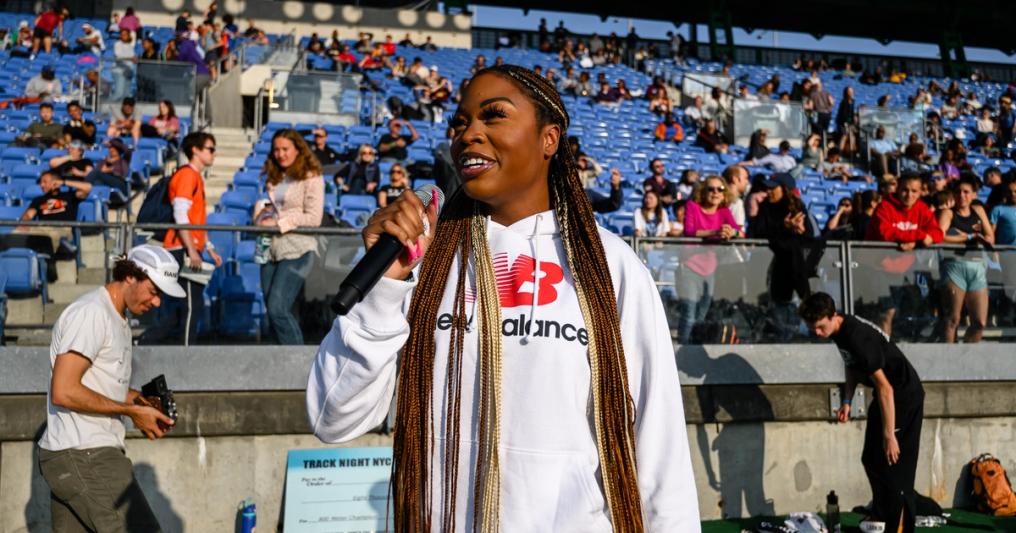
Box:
[520, 213, 544, 345]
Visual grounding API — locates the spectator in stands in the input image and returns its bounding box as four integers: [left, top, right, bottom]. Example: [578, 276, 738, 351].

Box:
[722, 164, 750, 228]
[49, 140, 93, 180]
[737, 84, 758, 102]
[878, 174, 897, 198]
[998, 97, 1015, 146]
[119, 7, 141, 34]
[938, 175, 993, 343]
[106, 97, 142, 147]
[31, 5, 63, 55]
[976, 107, 995, 134]
[645, 76, 667, 101]
[937, 146, 961, 181]
[809, 81, 834, 135]
[634, 190, 671, 238]
[161, 37, 178, 60]
[142, 132, 222, 345]
[695, 119, 729, 154]
[576, 153, 603, 188]
[85, 138, 132, 197]
[615, 79, 633, 100]
[821, 148, 862, 183]
[63, 101, 96, 146]
[377, 118, 419, 161]
[748, 172, 816, 339]
[654, 112, 684, 144]
[143, 100, 180, 144]
[381, 34, 396, 56]
[868, 126, 898, 177]
[427, 67, 453, 105]
[982, 167, 1006, 211]
[222, 13, 238, 36]
[331, 44, 357, 73]
[586, 168, 624, 214]
[648, 88, 671, 115]
[310, 128, 340, 168]
[575, 71, 593, 97]
[676, 169, 699, 200]
[18, 102, 64, 148]
[418, 35, 437, 52]
[940, 95, 960, 120]
[174, 10, 190, 33]
[798, 132, 823, 170]
[900, 136, 932, 174]
[836, 86, 858, 156]
[676, 174, 742, 343]
[865, 172, 944, 336]
[824, 196, 858, 239]
[594, 81, 620, 106]
[140, 36, 159, 60]
[176, 31, 211, 94]
[746, 129, 770, 161]
[704, 87, 730, 122]
[378, 163, 409, 208]
[558, 66, 578, 95]
[110, 29, 137, 102]
[399, 33, 415, 47]
[24, 65, 62, 102]
[990, 179, 1016, 246]
[643, 159, 677, 209]
[17, 170, 91, 253]
[252, 129, 324, 345]
[390, 56, 408, 78]
[68, 22, 103, 55]
[335, 144, 380, 195]
[852, 190, 881, 240]
[202, 21, 224, 81]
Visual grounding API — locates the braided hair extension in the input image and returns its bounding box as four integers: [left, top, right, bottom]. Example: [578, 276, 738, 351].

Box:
[390, 64, 644, 532]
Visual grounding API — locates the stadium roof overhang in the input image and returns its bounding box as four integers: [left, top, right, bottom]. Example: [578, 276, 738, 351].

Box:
[464, 0, 1016, 55]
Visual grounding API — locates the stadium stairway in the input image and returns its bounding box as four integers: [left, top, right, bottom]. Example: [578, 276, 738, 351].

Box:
[205, 127, 256, 211]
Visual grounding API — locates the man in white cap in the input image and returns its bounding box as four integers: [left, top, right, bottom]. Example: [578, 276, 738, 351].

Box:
[69, 22, 104, 55]
[37, 244, 181, 532]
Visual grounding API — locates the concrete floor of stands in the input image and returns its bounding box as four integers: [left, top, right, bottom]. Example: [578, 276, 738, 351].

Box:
[4, 128, 252, 345]
[702, 510, 1016, 532]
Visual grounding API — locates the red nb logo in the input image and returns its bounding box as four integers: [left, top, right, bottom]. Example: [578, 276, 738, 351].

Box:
[467, 253, 565, 307]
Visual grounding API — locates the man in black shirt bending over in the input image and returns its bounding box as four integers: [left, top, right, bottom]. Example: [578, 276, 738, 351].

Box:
[799, 292, 924, 533]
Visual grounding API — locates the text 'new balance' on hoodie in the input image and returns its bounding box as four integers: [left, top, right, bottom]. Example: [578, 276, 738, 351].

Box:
[306, 210, 700, 531]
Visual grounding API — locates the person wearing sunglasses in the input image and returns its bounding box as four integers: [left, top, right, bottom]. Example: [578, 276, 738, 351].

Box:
[310, 128, 340, 167]
[334, 143, 380, 195]
[377, 163, 409, 208]
[677, 175, 742, 343]
[141, 132, 223, 345]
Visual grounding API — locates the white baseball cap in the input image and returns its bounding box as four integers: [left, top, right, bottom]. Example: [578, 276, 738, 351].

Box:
[127, 245, 186, 298]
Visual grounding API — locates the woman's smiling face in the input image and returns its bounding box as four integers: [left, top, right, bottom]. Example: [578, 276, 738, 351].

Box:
[449, 73, 559, 224]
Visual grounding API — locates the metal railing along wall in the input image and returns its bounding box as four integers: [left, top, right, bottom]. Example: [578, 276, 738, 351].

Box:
[3, 219, 1016, 345]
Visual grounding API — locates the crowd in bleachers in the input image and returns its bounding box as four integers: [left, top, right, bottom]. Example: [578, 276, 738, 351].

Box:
[4, 9, 1016, 345]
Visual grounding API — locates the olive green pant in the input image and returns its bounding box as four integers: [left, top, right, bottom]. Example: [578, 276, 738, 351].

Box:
[38, 446, 162, 533]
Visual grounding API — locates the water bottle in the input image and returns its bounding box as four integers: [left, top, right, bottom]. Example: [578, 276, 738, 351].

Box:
[253, 203, 274, 265]
[253, 234, 272, 265]
[239, 498, 256, 533]
[826, 490, 840, 533]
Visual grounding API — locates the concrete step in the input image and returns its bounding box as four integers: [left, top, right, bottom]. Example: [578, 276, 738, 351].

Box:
[6, 296, 43, 325]
[54, 259, 77, 285]
[78, 267, 106, 285]
[44, 302, 71, 323]
[6, 327, 54, 345]
[49, 282, 98, 304]
[80, 250, 107, 269]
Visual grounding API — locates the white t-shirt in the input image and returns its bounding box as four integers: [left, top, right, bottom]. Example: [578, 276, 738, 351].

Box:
[39, 287, 133, 451]
[634, 208, 672, 237]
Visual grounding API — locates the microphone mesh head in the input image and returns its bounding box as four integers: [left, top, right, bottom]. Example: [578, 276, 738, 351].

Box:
[413, 183, 446, 214]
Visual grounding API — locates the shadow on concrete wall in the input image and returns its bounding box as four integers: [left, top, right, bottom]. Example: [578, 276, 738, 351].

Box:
[134, 463, 183, 533]
[677, 346, 776, 519]
[24, 424, 50, 532]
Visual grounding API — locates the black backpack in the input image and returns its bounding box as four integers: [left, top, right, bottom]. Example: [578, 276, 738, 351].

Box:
[136, 174, 176, 241]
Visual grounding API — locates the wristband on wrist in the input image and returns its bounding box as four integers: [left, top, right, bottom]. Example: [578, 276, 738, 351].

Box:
[841, 398, 852, 407]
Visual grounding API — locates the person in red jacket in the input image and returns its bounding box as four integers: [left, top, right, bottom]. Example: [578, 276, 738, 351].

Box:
[864, 172, 944, 337]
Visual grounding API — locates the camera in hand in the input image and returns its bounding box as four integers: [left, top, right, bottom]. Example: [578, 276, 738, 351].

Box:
[140, 374, 178, 423]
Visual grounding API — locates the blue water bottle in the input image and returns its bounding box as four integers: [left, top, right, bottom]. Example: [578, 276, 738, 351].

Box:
[240, 498, 256, 533]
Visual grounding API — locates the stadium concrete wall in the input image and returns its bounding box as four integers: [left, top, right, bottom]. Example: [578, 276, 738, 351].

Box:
[2, 345, 1014, 528]
[114, 0, 473, 48]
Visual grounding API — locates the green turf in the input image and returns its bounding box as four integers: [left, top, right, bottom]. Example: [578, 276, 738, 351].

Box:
[701, 510, 1016, 532]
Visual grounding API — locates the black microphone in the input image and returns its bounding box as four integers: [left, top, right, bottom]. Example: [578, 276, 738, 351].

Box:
[331, 184, 445, 315]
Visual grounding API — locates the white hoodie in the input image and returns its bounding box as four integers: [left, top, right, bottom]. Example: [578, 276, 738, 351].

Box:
[306, 210, 700, 531]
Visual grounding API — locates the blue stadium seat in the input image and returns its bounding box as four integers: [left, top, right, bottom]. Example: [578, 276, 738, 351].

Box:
[0, 248, 47, 298]
[218, 190, 257, 222]
[204, 212, 242, 262]
[338, 194, 377, 212]
[217, 268, 265, 339]
[235, 240, 256, 263]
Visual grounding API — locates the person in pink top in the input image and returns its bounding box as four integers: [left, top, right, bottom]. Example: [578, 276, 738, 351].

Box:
[118, 7, 141, 34]
[677, 174, 742, 343]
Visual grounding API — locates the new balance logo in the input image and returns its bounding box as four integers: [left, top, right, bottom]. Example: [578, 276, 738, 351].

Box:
[466, 253, 566, 308]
